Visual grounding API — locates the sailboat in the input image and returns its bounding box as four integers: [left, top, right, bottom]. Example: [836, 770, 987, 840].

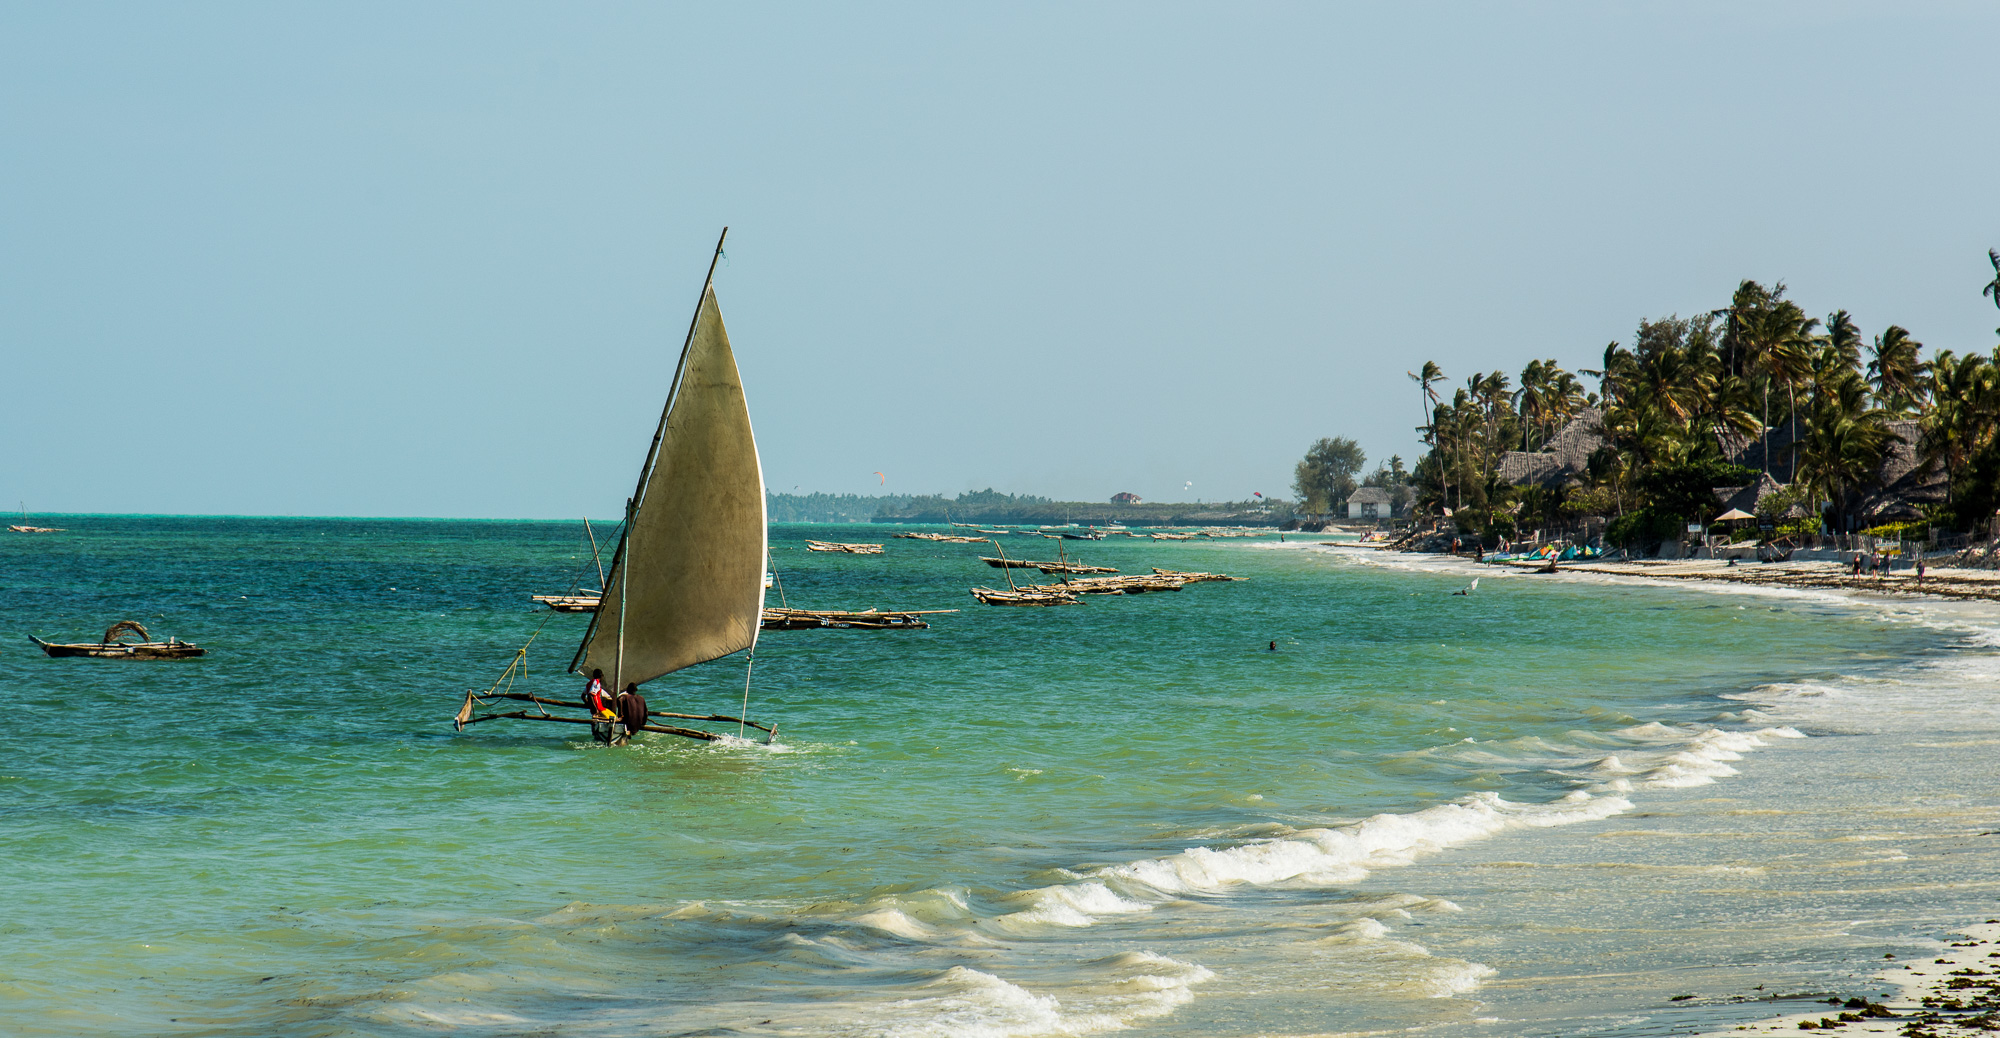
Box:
[453, 229, 775, 747]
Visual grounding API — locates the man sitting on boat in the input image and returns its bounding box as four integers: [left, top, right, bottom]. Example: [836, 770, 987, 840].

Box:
[583, 669, 615, 720]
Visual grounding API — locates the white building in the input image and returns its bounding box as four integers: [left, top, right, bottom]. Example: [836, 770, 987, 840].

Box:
[1346, 486, 1393, 519]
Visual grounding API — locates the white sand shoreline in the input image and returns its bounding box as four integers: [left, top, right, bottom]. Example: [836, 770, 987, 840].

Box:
[1700, 921, 2000, 1036]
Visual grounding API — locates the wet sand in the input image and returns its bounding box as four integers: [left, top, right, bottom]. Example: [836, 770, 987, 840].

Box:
[1511, 557, 2000, 603]
[1703, 922, 2000, 1037]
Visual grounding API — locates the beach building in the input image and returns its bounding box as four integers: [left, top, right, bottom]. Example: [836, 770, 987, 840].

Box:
[1711, 473, 1792, 518]
[1110, 492, 1142, 504]
[1497, 407, 1606, 488]
[1347, 486, 1393, 519]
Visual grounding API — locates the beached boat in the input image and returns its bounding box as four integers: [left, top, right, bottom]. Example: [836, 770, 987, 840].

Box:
[806, 540, 884, 554]
[455, 230, 775, 747]
[761, 606, 957, 630]
[31, 621, 205, 659]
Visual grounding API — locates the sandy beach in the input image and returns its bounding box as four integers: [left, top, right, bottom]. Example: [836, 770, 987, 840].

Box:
[1529, 558, 2000, 604]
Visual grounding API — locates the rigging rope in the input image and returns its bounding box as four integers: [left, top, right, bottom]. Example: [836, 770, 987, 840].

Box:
[471, 518, 624, 709]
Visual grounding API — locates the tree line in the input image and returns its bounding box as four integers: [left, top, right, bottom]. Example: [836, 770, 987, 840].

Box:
[1402, 251, 2000, 547]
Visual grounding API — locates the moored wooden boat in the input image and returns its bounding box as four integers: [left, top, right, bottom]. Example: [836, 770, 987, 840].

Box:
[970, 586, 1079, 606]
[31, 621, 205, 659]
[761, 606, 957, 630]
[1024, 575, 1185, 595]
[532, 594, 601, 612]
[1150, 568, 1245, 582]
[894, 532, 989, 543]
[806, 540, 884, 554]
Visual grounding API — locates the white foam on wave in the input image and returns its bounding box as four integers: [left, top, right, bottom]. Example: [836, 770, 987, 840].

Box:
[876, 953, 1215, 1038]
[988, 789, 1631, 936]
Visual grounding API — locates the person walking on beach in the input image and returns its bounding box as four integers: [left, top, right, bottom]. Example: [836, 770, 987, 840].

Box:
[1916, 554, 1926, 584]
[1851, 554, 1862, 578]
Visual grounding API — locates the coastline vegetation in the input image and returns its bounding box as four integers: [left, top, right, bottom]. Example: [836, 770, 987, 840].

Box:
[1408, 252, 2000, 549]
[767, 489, 1293, 526]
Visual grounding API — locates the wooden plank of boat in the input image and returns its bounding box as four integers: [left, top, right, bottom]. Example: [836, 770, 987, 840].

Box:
[969, 586, 1078, 606]
[29, 621, 205, 659]
[532, 594, 602, 612]
[761, 606, 958, 630]
[805, 540, 885, 554]
[1150, 568, 1245, 582]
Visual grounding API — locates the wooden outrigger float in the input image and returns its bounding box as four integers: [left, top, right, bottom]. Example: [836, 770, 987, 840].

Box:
[455, 229, 777, 748]
[761, 606, 957, 630]
[31, 621, 205, 659]
[806, 540, 884, 554]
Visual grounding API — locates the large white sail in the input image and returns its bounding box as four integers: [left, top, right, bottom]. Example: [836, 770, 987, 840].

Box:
[574, 283, 767, 686]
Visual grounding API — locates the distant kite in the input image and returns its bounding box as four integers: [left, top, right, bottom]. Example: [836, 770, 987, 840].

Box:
[874, 471, 886, 485]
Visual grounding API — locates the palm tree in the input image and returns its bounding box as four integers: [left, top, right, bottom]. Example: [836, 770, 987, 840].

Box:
[1742, 302, 1818, 482]
[1865, 325, 1926, 414]
[1920, 350, 1998, 507]
[1984, 248, 2000, 333]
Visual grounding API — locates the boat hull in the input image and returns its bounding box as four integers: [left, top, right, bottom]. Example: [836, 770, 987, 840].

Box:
[30, 637, 205, 659]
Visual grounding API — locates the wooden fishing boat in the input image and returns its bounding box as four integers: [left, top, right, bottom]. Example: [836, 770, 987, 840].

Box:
[1149, 532, 1197, 540]
[970, 542, 1079, 606]
[8, 525, 62, 533]
[455, 230, 775, 747]
[1150, 568, 1245, 583]
[1024, 575, 1185, 595]
[31, 621, 205, 659]
[977, 556, 1117, 573]
[532, 594, 601, 612]
[806, 540, 884, 554]
[970, 586, 1079, 606]
[761, 606, 957, 630]
[1059, 531, 1104, 540]
[894, 532, 989, 544]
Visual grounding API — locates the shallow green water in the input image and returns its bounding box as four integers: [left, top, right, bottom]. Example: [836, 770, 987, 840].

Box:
[3, 518, 1995, 1036]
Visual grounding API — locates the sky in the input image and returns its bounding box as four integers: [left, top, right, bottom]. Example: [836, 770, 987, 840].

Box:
[3, 2, 1997, 519]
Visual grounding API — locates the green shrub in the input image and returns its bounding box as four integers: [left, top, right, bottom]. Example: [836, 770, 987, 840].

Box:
[1606, 507, 1681, 550]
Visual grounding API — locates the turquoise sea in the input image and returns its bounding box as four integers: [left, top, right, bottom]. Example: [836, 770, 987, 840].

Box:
[5, 518, 2000, 1037]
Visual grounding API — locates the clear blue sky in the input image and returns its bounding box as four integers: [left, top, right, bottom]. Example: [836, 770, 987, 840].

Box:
[3, 3, 1996, 518]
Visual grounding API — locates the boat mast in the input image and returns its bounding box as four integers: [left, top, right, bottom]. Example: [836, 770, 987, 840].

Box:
[615, 497, 631, 693]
